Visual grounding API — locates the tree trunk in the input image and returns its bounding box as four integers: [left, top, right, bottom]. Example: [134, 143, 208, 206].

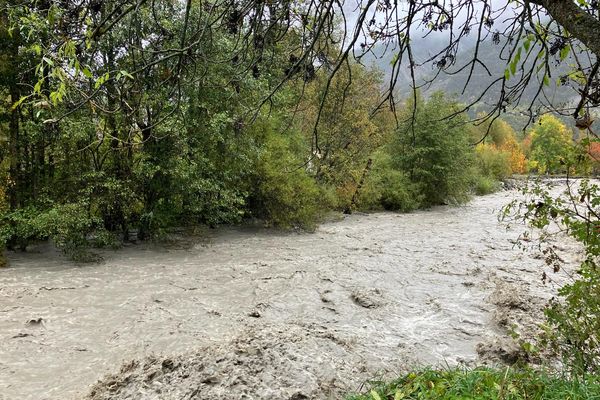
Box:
[529, 0, 600, 57]
[6, 21, 21, 209]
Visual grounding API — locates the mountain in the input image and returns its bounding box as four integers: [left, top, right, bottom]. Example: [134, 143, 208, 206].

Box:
[358, 35, 583, 132]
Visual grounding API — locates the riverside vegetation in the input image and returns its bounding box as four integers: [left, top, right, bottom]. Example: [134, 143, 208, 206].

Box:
[1, 1, 600, 398]
[348, 368, 600, 400]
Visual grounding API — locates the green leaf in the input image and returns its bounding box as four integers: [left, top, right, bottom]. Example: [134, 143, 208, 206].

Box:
[30, 43, 42, 55]
[94, 72, 110, 89]
[510, 47, 521, 76]
[120, 70, 134, 80]
[560, 45, 571, 61]
[370, 390, 382, 400]
[33, 79, 44, 93]
[11, 95, 28, 110]
[82, 67, 93, 79]
[42, 56, 54, 66]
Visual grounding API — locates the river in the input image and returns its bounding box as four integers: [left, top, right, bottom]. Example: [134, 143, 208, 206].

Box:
[0, 189, 579, 399]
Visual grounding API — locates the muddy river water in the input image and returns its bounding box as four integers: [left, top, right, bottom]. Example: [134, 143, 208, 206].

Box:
[0, 189, 580, 399]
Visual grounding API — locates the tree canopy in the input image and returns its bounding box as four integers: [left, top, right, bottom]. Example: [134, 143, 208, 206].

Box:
[0, 0, 597, 262]
[2, 1, 599, 142]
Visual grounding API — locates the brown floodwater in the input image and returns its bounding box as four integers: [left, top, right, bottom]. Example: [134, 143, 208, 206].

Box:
[0, 189, 579, 400]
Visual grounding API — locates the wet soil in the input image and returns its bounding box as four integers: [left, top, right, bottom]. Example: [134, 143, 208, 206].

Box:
[0, 190, 580, 399]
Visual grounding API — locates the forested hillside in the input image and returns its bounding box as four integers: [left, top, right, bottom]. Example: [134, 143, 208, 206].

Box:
[362, 36, 582, 131]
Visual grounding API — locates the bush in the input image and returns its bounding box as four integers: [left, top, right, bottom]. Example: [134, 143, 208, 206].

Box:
[478, 118, 528, 174]
[0, 206, 48, 251]
[347, 368, 600, 400]
[504, 179, 600, 375]
[0, 184, 6, 267]
[36, 203, 101, 260]
[475, 143, 513, 180]
[0, 202, 103, 262]
[250, 127, 325, 230]
[543, 261, 600, 376]
[358, 152, 422, 212]
[472, 174, 501, 195]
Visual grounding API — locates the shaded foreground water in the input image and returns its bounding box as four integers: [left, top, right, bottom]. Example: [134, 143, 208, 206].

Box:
[0, 190, 580, 399]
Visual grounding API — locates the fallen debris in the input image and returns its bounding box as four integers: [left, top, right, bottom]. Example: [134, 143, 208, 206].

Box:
[350, 288, 383, 309]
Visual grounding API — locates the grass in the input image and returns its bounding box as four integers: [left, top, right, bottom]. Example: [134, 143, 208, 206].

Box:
[346, 368, 600, 400]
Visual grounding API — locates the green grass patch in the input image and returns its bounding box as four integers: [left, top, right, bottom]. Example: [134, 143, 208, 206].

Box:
[347, 368, 600, 400]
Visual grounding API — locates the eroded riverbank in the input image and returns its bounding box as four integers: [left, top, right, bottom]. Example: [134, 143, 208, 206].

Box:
[0, 190, 580, 399]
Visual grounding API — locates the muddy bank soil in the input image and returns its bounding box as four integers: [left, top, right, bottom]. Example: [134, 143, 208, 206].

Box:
[0, 190, 580, 400]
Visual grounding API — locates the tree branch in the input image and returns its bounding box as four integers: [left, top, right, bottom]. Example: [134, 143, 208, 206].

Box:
[528, 0, 600, 56]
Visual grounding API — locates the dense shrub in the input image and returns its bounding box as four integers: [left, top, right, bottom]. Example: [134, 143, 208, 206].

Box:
[36, 203, 103, 261]
[543, 263, 600, 376]
[249, 125, 324, 230]
[0, 202, 104, 261]
[392, 92, 475, 207]
[0, 182, 5, 266]
[472, 174, 501, 195]
[357, 152, 422, 212]
[484, 118, 528, 174]
[0, 206, 48, 251]
[475, 143, 513, 180]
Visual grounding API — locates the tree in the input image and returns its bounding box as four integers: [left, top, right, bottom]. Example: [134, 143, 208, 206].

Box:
[587, 141, 600, 175]
[2, 0, 600, 262]
[0, 0, 322, 257]
[299, 63, 393, 210]
[480, 118, 528, 175]
[5, 1, 599, 148]
[393, 92, 475, 207]
[527, 115, 575, 174]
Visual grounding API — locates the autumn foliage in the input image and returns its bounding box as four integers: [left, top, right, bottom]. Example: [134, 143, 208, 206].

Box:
[475, 118, 528, 179]
[586, 141, 600, 174]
